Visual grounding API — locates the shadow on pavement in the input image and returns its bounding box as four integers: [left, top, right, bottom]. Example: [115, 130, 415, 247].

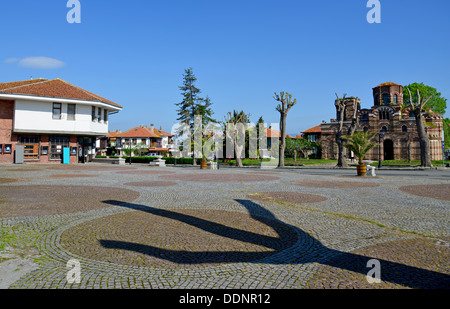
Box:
[100, 199, 449, 289]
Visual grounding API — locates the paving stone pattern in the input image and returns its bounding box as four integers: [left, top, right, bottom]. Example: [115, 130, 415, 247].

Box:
[0, 163, 449, 289]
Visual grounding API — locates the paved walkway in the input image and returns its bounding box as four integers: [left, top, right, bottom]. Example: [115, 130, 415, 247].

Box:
[0, 163, 449, 289]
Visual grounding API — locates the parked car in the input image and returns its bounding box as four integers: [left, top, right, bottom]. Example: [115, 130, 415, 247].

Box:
[146, 153, 162, 158]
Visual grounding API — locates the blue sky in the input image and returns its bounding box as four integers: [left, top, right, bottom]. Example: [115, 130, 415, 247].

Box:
[1, 0, 449, 136]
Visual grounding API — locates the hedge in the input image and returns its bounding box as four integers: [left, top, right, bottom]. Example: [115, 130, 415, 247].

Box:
[122, 156, 202, 164]
[95, 155, 215, 164]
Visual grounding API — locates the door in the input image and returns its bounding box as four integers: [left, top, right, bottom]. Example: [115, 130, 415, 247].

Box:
[384, 139, 394, 161]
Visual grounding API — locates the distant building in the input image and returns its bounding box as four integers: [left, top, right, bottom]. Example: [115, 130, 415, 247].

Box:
[115, 125, 175, 156]
[319, 82, 444, 161]
[301, 123, 323, 143]
[96, 130, 122, 156]
[0, 78, 122, 164]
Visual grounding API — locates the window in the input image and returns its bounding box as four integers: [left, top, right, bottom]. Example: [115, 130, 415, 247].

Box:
[19, 136, 40, 144]
[361, 114, 369, 121]
[98, 107, 102, 122]
[383, 94, 389, 105]
[363, 127, 369, 133]
[67, 104, 76, 120]
[49, 136, 70, 160]
[52, 103, 62, 119]
[103, 109, 108, 123]
[409, 111, 415, 118]
[379, 111, 390, 120]
[92, 106, 96, 121]
[381, 126, 387, 133]
[402, 125, 408, 133]
[393, 94, 398, 104]
[4, 144, 12, 153]
[19, 136, 41, 160]
[0, 144, 2, 154]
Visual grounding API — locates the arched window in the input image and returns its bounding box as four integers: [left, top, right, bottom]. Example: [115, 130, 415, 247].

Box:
[383, 94, 389, 105]
[361, 114, 369, 121]
[381, 126, 387, 133]
[379, 111, 390, 120]
[402, 125, 408, 133]
[393, 94, 398, 104]
[409, 111, 415, 118]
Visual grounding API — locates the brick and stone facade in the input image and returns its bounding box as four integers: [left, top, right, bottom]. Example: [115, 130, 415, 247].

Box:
[319, 82, 444, 162]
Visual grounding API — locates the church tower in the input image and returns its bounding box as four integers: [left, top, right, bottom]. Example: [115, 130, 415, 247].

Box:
[372, 82, 403, 107]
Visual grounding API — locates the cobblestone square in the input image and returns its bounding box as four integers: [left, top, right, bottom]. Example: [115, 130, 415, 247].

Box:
[0, 164, 449, 289]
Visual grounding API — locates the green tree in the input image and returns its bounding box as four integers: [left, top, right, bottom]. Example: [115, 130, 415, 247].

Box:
[342, 131, 378, 166]
[285, 138, 319, 159]
[443, 118, 450, 149]
[175, 67, 216, 165]
[403, 83, 447, 115]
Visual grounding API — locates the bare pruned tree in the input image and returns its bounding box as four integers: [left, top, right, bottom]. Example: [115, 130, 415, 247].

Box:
[335, 93, 360, 168]
[406, 87, 433, 167]
[274, 92, 297, 167]
[224, 110, 250, 167]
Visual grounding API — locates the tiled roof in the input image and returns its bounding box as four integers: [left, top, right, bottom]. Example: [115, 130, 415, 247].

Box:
[0, 79, 48, 91]
[119, 126, 173, 138]
[148, 148, 170, 152]
[302, 125, 322, 134]
[107, 130, 122, 138]
[374, 82, 402, 88]
[263, 127, 292, 138]
[0, 78, 121, 108]
[265, 127, 280, 138]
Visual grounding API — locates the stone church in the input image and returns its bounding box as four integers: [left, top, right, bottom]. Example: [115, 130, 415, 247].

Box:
[318, 82, 444, 162]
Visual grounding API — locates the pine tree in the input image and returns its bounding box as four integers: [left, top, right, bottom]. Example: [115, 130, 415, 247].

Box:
[175, 67, 215, 165]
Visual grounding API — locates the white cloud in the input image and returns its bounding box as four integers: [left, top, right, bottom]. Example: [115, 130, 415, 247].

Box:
[4, 58, 20, 63]
[17, 57, 66, 69]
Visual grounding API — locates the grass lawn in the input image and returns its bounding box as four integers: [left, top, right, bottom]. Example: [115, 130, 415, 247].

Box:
[221, 158, 337, 166]
[369, 160, 450, 166]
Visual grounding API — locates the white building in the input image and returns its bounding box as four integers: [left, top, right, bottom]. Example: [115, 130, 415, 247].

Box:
[115, 125, 174, 157]
[0, 78, 122, 164]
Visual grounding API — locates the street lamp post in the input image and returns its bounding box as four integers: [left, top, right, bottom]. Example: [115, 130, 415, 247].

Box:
[129, 140, 132, 165]
[378, 131, 385, 168]
[216, 135, 220, 170]
[174, 135, 178, 167]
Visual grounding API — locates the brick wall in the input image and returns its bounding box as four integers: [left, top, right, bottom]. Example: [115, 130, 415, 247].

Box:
[0, 100, 16, 163]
